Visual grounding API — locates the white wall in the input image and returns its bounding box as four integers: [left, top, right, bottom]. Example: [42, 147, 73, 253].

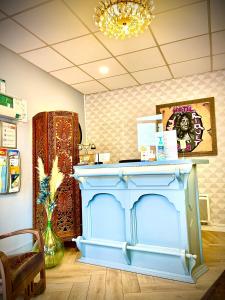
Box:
[0, 45, 85, 252]
[85, 70, 225, 227]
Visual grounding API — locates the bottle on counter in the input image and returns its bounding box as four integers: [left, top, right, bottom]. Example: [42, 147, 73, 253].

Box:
[156, 134, 166, 161]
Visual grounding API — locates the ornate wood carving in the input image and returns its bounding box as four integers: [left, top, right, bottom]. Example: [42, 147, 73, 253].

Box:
[33, 111, 81, 241]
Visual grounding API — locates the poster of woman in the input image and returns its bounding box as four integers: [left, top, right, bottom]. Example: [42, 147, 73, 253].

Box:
[156, 97, 217, 157]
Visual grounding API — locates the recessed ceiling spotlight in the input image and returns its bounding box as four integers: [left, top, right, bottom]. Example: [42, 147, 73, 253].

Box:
[99, 66, 109, 75]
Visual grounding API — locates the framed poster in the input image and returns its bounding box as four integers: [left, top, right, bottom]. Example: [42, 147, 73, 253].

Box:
[156, 97, 217, 157]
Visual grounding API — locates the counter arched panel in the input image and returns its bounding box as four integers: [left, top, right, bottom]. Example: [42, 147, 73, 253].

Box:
[87, 193, 126, 242]
[134, 194, 181, 248]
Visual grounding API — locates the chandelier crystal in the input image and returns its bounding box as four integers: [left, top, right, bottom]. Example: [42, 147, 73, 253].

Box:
[94, 0, 155, 40]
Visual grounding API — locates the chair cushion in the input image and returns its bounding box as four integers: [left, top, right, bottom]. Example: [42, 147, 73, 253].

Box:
[8, 252, 43, 290]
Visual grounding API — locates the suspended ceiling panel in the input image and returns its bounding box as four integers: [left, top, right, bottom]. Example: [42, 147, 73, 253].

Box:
[50, 66, 92, 85]
[0, 0, 224, 95]
[132, 66, 172, 84]
[52, 34, 112, 65]
[20, 46, 73, 71]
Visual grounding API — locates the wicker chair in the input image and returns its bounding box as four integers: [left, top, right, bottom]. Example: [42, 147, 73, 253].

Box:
[0, 228, 46, 300]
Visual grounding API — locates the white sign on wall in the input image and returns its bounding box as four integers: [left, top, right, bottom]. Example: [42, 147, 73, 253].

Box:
[0, 121, 17, 148]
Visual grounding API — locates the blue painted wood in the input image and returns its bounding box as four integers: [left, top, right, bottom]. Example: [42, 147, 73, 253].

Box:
[72, 160, 208, 283]
[74, 159, 208, 169]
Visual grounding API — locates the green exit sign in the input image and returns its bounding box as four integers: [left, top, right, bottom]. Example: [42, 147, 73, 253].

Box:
[0, 93, 13, 108]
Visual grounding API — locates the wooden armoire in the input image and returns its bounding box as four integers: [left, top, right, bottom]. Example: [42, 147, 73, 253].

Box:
[32, 111, 81, 241]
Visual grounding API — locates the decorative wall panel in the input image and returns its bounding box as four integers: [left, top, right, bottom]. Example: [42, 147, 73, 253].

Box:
[33, 111, 81, 241]
[85, 70, 225, 226]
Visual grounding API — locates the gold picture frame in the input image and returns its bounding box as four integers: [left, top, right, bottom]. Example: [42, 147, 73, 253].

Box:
[156, 97, 217, 157]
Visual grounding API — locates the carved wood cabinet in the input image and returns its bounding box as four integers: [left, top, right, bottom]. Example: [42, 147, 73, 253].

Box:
[33, 111, 81, 241]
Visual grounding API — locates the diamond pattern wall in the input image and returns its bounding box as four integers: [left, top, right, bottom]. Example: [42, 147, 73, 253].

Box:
[85, 70, 225, 226]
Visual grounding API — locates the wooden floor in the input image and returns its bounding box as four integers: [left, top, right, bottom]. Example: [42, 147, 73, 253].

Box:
[33, 231, 225, 300]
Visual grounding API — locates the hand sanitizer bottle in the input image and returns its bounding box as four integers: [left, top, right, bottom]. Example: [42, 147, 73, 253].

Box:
[156, 135, 166, 161]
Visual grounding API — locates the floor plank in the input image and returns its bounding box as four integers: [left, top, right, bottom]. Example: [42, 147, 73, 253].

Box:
[87, 273, 106, 300]
[122, 271, 140, 294]
[105, 269, 123, 300]
[68, 282, 90, 300]
[25, 230, 225, 300]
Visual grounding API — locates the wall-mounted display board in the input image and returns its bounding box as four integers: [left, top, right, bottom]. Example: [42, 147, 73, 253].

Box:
[0, 148, 8, 193]
[0, 121, 17, 148]
[0, 148, 20, 193]
[8, 149, 20, 193]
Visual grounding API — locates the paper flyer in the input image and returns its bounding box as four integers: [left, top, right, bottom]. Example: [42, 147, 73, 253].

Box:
[163, 130, 178, 160]
[0, 148, 8, 193]
[8, 149, 20, 193]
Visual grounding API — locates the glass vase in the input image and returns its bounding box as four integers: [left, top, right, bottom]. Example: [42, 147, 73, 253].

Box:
[35, 220, 64, 269]
[43, 220, 64, 268]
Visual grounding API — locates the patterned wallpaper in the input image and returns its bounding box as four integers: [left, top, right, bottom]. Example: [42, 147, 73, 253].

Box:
[85, 70, 225, 226]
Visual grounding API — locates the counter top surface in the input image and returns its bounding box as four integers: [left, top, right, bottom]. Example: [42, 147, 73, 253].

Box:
[74, 159, 209, 170]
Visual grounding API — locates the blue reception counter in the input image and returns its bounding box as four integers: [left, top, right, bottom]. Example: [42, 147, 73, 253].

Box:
[72, 159, 208, 283]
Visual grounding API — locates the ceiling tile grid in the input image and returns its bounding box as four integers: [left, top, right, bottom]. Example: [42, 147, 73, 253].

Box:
[170, 57, 211, 78]
[80, 58, 127, 79]
[161, 35, 210, 64]
[21, 47, 73, 72]
[150, 1, 208, 44]
[210, 0, 225, 32]
[117, 47, 166, 72]
[213, 53, 225, 71]
[132, 66, 172, 84]
[94, 30, 156, 56]
[50, 66, 92, 85]
[64, 0, 99, 33]
[72, 80, 107, 94]
[0, 0, 224, 94]
[0, 0, 49, 15]
[99, 74, 138, 90]
[0, 19, 45, 53]
[52, 34, 112, 65]
[153, 0, 201, 14]
[212, 31, 225, 55]
[13, 0, 89, 44]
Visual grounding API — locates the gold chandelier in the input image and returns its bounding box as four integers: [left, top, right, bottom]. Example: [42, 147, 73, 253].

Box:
[94, 0, 155, 40]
